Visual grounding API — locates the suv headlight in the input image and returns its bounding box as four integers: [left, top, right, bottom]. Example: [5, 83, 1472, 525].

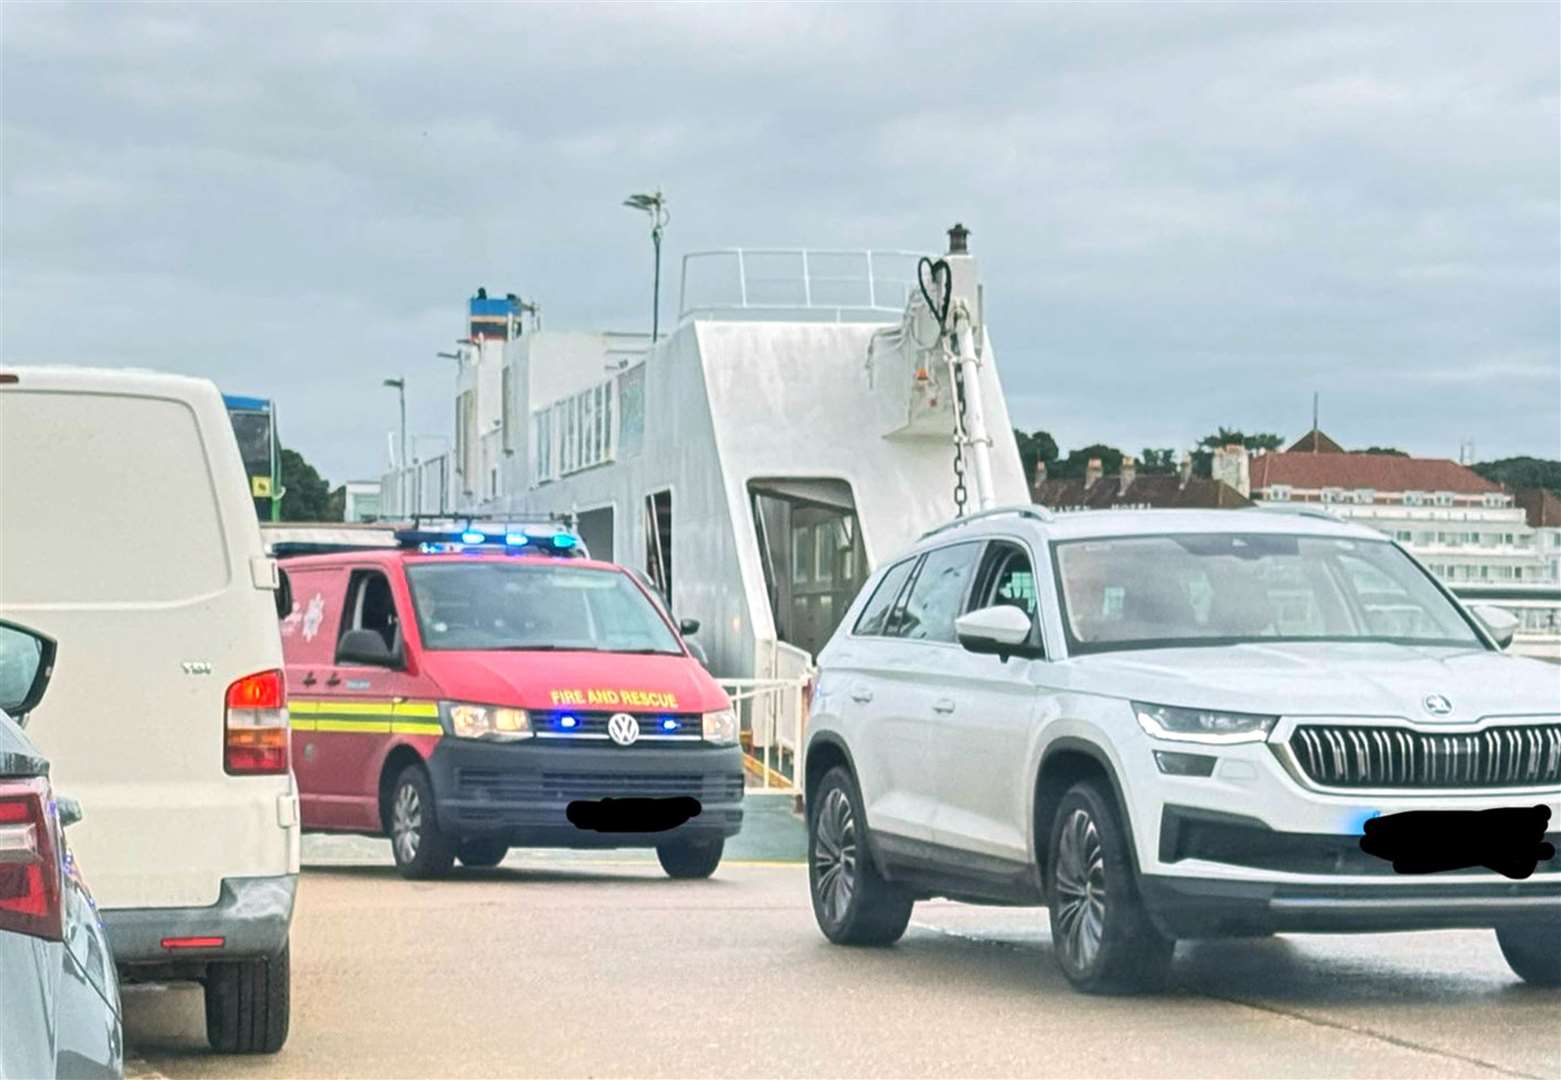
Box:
[702, 708, 738, 745]
[443, 701, 532, 742]
[1132, 701, 1277, 745]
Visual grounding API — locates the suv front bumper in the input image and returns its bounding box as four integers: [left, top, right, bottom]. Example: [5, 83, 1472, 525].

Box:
[103, 873, 296, 966]
[426, 740, 745, 848]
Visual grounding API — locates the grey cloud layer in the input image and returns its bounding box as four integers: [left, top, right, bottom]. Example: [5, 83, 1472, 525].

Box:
[3, 3, 1556, 480]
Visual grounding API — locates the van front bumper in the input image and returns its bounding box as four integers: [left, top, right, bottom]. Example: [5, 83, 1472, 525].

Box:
[426, 740, 745, 847]
[103, 874, 296, 966]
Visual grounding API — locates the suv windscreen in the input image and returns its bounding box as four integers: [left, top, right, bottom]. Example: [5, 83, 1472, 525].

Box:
[405, 562, 683, 654]
[1054, 533, 1483, 655]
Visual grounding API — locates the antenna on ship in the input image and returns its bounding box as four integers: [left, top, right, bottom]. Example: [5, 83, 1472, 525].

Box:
[624, 190, 670, 344]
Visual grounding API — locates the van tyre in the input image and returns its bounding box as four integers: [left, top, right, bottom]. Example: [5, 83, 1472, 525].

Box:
[205, 942, 290, 1054]
[457, 839, 509, 868]
[1046, 780, 1174, 994]
[657, 837, 724, 879]
[388, 765, 453, 879]
[1495, 924, 1561, 986]
[808, 766, 914, 946]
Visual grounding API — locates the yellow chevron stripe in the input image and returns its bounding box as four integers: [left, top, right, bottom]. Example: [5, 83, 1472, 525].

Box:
[390, 721, 443, 736]
[291, 717, 316, 731]
[313, 718, 392, 733]
[392, 701, 440, 718]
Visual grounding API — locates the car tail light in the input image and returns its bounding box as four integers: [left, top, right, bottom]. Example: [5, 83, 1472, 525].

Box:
[225, 669, 289, 775]
[0, 776, 64, 941]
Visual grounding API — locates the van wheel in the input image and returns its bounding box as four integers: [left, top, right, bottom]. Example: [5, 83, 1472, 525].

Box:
[457, 839, 509, 868]
[656, 838, 724, 879]
[1046, 780, 1174, 994]
[205, 942, 290, 1054]
[808, 766, 914, 945]
[388, 765, 453, 879]
[1496, 924, 1561, 986]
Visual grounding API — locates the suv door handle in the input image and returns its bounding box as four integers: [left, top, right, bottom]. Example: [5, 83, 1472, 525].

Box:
[932, 698, 956, 715]
[850, 685, 874, 704]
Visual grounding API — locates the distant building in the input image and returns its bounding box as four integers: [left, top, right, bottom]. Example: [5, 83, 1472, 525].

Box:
[341, 481, 382, 522]
[1514, 488, 1561, 583]
[1032, 454, 1251, 512]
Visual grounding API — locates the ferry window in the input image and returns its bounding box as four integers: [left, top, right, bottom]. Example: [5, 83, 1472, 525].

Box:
[896, 542, 981, 643]
[340, 570, 400, 653]
[644, 489, 673, 603]
[854, 557, 917, 636]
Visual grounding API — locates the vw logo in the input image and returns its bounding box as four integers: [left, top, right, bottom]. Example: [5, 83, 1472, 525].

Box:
[607, 712, 640, 746]
[1423, 694, 1453, 717]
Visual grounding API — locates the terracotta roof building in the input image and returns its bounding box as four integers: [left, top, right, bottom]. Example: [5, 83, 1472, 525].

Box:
[1245, 429, 1550, 588]
[1513, 488, 1561, 584]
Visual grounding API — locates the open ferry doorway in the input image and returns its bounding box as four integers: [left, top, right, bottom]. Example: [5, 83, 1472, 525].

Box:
[749, 478, 868, 661]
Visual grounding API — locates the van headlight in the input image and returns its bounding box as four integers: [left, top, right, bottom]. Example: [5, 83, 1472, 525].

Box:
[1133, 701, 1277, 745]
[702, 708, 738, 745]
[443, 702, 532, 742]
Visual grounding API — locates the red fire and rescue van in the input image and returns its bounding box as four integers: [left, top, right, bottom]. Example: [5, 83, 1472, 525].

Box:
[272, 521, 744, 880]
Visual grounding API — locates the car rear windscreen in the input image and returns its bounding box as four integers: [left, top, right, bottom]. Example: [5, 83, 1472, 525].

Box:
[0, 390, 230, 604]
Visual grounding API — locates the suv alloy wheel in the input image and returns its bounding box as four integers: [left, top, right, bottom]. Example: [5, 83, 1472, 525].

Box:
[808, 766, 914, 945]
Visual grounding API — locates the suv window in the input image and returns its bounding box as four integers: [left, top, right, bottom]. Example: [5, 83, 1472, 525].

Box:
[896, 542, 980, 643]
[340, 569, 401, 653]
[852, 557, 917, 637]
[969, 541, 1038, 618]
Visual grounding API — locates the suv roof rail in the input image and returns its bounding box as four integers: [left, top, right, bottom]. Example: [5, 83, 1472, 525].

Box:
[1243, 504, 1344, 523]
[918, 504, 1055, 541]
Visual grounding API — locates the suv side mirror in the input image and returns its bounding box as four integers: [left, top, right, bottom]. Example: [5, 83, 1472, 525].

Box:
[679, 617, 701, 636]
[275, 567, 294, 621]
[955, 605, 1039, 661]
[1471, 604, 1519, 650]
[336, 629, 399, 667]
[0, 619, 57, 725]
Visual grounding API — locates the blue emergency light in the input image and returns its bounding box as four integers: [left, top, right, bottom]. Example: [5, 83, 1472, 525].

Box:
[394, 520, 585, 558]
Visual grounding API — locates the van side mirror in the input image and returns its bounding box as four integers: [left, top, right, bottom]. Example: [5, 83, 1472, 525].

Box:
[1471, 604, 1519, 650]
[679, 617, 700, 636]
[955, 605, 1040, 662]
[275, 567, 294, 621]
[336, 629, 398, 667]
[57, 797, 84, 829]
[0, 619, 57, 725]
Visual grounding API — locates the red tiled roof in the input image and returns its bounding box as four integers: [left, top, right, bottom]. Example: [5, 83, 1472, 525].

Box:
[1286, 429, 1345, 454]
[1249, 452, 1500, 495]
[1514, 488, 1561, 528]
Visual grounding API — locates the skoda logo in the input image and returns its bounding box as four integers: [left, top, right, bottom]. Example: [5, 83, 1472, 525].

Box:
[607, 712, 640, 746]
[1423, 694, 1453, 717]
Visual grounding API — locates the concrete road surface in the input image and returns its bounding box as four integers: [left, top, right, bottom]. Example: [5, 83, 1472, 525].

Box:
[124, 839, 1561, 1079]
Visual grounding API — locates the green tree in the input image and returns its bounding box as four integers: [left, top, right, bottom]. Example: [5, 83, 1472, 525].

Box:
[1013, 429, 1060, 480]
[277, 447, 339, 521]
[1138, 448, 1178, 474]
[1472, 456, 1561, 495]
[1353, 446, 1409, 456]
[1054, 443, 1124, 481]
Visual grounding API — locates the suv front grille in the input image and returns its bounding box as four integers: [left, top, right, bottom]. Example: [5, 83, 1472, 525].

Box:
[1288, 723, 1561, 789]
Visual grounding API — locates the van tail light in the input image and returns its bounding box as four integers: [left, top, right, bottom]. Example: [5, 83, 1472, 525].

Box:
[0, 777, 65, 941]
[225, 669, 289, 775]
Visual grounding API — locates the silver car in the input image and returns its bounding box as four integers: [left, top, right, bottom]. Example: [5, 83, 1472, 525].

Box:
[0, 619, 122, 1079]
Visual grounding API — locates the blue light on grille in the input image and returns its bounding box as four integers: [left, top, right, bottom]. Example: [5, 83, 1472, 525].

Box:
[558, 715, 578, 730]
[660, 718, 679, 732]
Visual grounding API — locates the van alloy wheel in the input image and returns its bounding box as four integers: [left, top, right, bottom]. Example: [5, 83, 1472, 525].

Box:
[813, 786, 857, 925]
[392, 782, 422, 864]
[1053, 807, 1107, 972]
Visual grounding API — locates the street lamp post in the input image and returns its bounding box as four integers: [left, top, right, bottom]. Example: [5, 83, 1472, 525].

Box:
[383, 377, 407, 514]
[623, 190, 670, 343]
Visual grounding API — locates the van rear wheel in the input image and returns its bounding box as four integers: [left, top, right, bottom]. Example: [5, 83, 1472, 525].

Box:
[657, 838, 724, 879]
[388, 765, 453, 879]
[457, 839, 509, 868]
[205, 942, 290, 1054]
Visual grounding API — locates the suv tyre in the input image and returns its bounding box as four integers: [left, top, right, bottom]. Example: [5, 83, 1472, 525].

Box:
[809, 766, 914, 946]
[1046, 780, 1173, 994]
[1495, 924, 1561, 986]
[388, 765, 454, 879]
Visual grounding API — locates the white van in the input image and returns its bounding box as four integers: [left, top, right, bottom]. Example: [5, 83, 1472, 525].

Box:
[0, 367, 299, 1053]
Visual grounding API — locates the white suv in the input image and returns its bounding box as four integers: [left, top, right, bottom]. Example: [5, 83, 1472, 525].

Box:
[804, 506, 1560, 993]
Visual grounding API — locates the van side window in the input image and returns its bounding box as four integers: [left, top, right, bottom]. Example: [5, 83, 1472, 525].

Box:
[340, 570, 401, 652]
[852, 557, 917, 637]
[896, 542, 981, 643]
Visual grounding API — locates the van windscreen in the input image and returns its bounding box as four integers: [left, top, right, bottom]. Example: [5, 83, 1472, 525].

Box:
[404, 562, 683, 655]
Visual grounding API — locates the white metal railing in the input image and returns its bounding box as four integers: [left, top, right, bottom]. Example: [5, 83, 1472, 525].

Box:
[678, 249, 926, 323]
[719, 671, 812, 793]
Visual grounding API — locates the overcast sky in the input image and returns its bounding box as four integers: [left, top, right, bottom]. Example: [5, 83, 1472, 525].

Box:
[3, 2, 1557, 483]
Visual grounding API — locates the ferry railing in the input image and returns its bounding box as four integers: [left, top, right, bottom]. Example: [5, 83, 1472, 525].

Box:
[677, 248, 926, 323]
[719, 676, 811, 794]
